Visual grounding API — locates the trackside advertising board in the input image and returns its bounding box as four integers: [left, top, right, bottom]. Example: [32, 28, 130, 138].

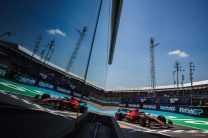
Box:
[119, 102, 208, 118]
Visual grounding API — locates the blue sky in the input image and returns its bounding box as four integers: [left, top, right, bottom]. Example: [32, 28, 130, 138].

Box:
[0, 0, 208, 88]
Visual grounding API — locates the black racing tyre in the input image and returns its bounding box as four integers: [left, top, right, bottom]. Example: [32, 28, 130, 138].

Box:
[157, 115, 166, 123]
[80, 106, 87, 113]
[115, 113, 122, 120]
[41, 94, 51, 100]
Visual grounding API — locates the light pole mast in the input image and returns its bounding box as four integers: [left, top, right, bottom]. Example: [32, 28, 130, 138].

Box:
[66, 26, 87, 73]
[149, 37, 160, 90]
[32, 35, 42, 57]
[173, 71, 176, 88]
[40, 39, 55, 73]
[174, 61, 181, 96]
[189, 62, 195, 106]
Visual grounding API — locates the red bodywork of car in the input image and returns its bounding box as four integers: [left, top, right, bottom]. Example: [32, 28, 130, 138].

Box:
[125, 109, 166, 127]
[41, 97, 62, 105]
[144, 114, 166, 126]
[41, 97, 80, 110]
[125, 110, 142, 122]
[65, 98, 80, 110]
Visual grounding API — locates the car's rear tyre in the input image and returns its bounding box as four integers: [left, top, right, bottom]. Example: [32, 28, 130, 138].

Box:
[115, 113, 122, 120]
[80, 106, 87, 113]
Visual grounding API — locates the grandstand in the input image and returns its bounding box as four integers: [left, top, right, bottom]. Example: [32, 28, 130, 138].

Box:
[0, 40, 103, 98]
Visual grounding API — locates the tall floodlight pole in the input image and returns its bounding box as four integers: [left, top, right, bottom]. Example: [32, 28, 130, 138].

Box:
[189, 62, 195, 106]
[174, 61, 181, 96]
[25, 35, 42, 75]
[40, 39, 55, 73]
[180, 67, 185, 96]
[32, 35, 42, 57]
[149, 37, 160, 90]
[43, 39, 55, 64]
[181, 70, 185, 88]
[189, 62, 195, 88]
[173, 71, 176, 88]
[40, 50, 45, 59]
[66, 26, 87, 73]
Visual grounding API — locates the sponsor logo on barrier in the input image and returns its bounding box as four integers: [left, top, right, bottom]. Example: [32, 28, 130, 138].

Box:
[56, 87, 70, 94]
[14, 75, 36, 85]
[39, 81, 54, 89]
[179, 107, 204, 116]
[160, 106, 176, 112]
[0, 69, 6, 77]
[143, 104, 156, 109]
[128, 104, 140, 108]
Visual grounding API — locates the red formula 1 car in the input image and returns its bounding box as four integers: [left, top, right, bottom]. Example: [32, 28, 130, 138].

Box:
[115, 109, 173, 128]
[34, 94, 87, 113]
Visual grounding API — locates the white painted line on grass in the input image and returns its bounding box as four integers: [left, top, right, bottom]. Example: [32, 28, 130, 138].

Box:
[21, 99, 31, 105]
[187, 130, 200, 133]
[0, 90, 7, 94]
[171, 119, 193, 121]
[157, 130, 171, 133]
[172, 130, 184, 133]
[9, 94, 19, 99]
[143, 130, 156, 133]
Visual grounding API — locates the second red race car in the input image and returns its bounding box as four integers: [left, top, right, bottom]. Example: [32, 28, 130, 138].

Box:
[34, 93, 87, 113]
[115, 108, 173, 128]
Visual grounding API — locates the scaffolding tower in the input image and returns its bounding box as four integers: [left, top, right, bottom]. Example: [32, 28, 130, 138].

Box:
[66, 26, 87, 73]
[149, 37, 160, 90]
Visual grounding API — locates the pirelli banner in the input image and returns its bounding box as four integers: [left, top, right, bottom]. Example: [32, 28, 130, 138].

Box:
[119, 103, 208, 118]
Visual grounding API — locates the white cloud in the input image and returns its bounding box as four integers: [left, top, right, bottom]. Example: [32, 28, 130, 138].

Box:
[47, 28, 66, 37]
[168, 49, 189, 58]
